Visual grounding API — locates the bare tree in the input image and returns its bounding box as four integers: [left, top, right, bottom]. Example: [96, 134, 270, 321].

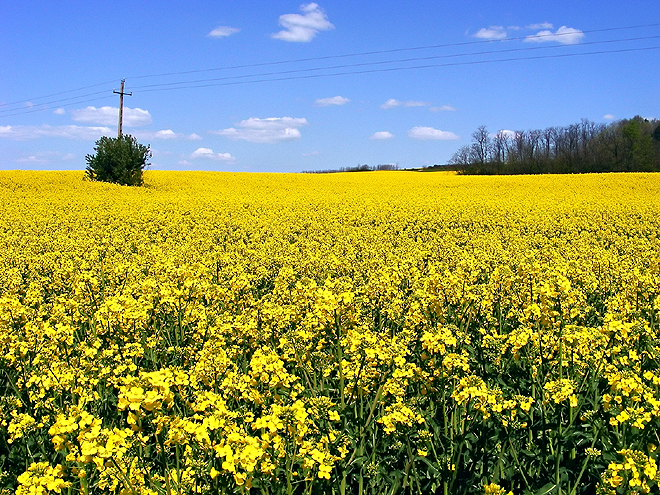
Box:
[470, 125, 492, 167]
[492, 131, 510, 164]
[449, 145, 472, 167]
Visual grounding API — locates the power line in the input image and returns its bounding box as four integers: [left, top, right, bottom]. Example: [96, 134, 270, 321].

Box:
[0, 90, 112, 116]
[5, 21, 660, 108]
[0, 95, 115, 119]
[129, 34, 660, 91]
[134, 45, 660, 93]
[126, 22, 660, 80]
[3, 42, 658, 118]
[2, 22, 659, 117]
[0, 80, 117, 109]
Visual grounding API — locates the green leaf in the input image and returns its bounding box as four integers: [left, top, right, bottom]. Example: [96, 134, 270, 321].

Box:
[535, 482, 558, 495]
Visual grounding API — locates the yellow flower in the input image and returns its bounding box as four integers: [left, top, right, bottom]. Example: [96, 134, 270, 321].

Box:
[318, 463, 332, 479]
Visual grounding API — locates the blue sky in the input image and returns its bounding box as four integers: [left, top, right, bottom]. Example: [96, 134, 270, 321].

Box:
[1, 1, 659, 172]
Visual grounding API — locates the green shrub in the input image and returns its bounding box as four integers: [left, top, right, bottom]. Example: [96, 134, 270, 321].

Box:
[85, 134, 151, 186]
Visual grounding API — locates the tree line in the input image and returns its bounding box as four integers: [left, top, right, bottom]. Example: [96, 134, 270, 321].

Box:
[449, 116, 660, 174]
[303, 164, 399, 174]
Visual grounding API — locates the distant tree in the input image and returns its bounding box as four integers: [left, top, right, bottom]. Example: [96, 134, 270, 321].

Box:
[653, 124, 660, 143]
[471, 125, 492, 167]
[85, 134, 151, 186]
[492, 130, 509, 165]
[621, 117, 654, 171]
[449, 145, 472, 168]
[654, 125, 660, 169]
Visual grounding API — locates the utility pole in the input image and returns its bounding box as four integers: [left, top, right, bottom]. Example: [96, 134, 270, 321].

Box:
[113, 79, 132, 138]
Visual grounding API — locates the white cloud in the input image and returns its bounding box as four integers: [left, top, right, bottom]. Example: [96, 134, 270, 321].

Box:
[0, 124, 112, 140]
[408, 126, 459, 141]
[603, 114, 616, 120]
[70, 106, 152, 127]
[189, 148, 236, 161]
[272, 3, 334, 42]
[131, 129, 202, 141]
[213, 117, 308, 143]
[53, 108, 65, 115]
[190, 148, 214, 158]
[496, 129, 518, 139]
[218, 127, 302, 143]
[474, 26, 507, 40]
[527, 22, 554, 30]
[525, 26, 585, 44]
[315, 96, 350, 106]
[430, 105, 456, 112]
[208, 26, 240, 38]
[237, 117, 308, 130]
[302, 151, 319, 156]
[154, 129, 178, 139]
[370, 131, 394, 140]
[380, 99, 429, 109]
[380, 99, 401, 109]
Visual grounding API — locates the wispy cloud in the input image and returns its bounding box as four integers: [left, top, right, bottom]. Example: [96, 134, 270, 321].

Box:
[53, 108, 65, 115]
[408, 126, 459, 140]
[208, 26, 240, 38]
[315, 96, 350, 106]
[272, 3, 334, 42]
[525, 26, 585, 44]
[380, 99, 429, 109]
[370, 131, 394, 140]
[429, 105, 456, 112]
[15, 151, 76, 164]
[133, 129, 202, 141]
[302, 151, 319, 156]
[0, 124, 112, 141]
[213, 117, 308, 143]
[188, 147, 236, 161]
[473, 26, 507, 40]
[71, 106, 152, 127]
[526, 22, 554, 30]
[603, 114, 616, 120]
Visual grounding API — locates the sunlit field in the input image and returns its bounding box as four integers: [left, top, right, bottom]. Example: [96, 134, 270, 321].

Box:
[1, 170, 659, 495]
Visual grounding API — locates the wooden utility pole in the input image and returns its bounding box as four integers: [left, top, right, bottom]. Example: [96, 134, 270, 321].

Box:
[113, 79, 132, 137]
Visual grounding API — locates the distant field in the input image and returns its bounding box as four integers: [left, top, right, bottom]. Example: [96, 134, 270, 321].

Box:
[1, 170, 659, 494]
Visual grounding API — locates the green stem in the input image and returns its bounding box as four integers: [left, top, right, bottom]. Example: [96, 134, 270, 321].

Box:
[569, 427, 602, 495]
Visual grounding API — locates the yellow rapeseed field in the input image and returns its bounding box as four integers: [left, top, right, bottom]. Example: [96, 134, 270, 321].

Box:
[0, 170, 659, 495]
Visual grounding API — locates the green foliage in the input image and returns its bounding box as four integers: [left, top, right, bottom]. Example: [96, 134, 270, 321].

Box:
[85, 134, 151, 186]
[652, 124, 660, 142]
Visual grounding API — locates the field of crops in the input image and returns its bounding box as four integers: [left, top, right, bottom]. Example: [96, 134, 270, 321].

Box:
[1, 170, 659, 495]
